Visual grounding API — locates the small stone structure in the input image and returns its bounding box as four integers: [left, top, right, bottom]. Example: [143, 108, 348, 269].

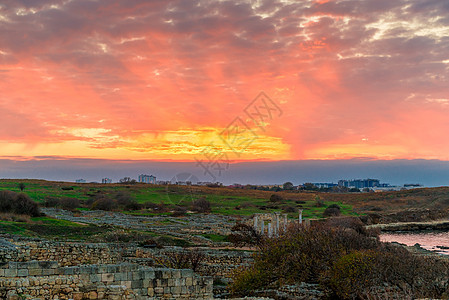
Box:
[0, 261, 212, 299]
[252, 211, 303, 236]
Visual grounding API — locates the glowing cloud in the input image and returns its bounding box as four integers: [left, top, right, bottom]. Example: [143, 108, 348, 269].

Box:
[1, 0, 449, 162]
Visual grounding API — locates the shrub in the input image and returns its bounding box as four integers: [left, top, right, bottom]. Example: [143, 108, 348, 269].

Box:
[60, 197, 80, 210]
[269, 194, 283, 203]
[323, 204, 341, 217]
[13, 193, 40, 217]
[44, 197, 60, 208]
[192, 197, 211, 213]
[158, 250, 206, 272]
[323, 250, 380, 299]
[283, 206, 296, 213]
[228, 223, 263, 247]
[0, 190, 15, 212]
[115, 191, 140, 210]
[91, 197, 117, 211]
[172, 206, 187, 217]
[314, 195, 325, 207]
[229, 223, 449, 299]
[124, 201, 141, 211]
[145, 201, 169, 212]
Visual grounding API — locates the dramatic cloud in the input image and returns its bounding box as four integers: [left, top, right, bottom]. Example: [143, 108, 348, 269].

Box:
[1, 0, 449, 164]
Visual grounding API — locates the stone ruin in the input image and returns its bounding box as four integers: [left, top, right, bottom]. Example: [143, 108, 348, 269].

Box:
[252, 210, 306, 237]
[0, 261, 212, 299]
[0, 238, 227, 299]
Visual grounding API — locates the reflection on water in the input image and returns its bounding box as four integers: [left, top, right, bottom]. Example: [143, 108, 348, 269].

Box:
[381, 231, 449, 255]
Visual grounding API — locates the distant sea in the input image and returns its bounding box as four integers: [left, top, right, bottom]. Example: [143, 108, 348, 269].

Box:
[381, 231, 449, 255]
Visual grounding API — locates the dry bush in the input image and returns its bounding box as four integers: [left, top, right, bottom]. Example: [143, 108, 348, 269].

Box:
[0, 213, 31, 223]
[13, 193, 40, 217]
[91, 197, 117, 211]
[158, 250, 206, 272]
[228, 223, 263, 247]
[230, 223, 449, 299]
[144, 201, 169, 212]
[44, 197, 60, 208]
[269, 194, 283, 203]
[323, 204, 341, 217]
[115, 191, 141, 210]
[191, 197, 211, 213]
[0, 190, 15, 212]
[172, 206, 187, 217]
[60, 197, 81, 210]
[283, 206, 296, 213]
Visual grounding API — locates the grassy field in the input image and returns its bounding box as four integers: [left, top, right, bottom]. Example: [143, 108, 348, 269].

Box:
[2, 179, 449, 242]
[0, 179, 355, 219]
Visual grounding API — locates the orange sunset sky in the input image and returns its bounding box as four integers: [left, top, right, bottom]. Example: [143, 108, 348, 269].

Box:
[1, 0, 449, 165]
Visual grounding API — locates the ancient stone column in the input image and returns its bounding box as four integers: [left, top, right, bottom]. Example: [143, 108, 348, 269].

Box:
[283, 214, 288, 232]
[275, 213, 280, 236]
[299, 210, 303, 224]
[254, 215, 259, 231]
[268, 222, 272, 237]
[260, 221, 265, 235]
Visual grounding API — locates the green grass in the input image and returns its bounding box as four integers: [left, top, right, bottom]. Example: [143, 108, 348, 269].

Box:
[0, 216, 109, 241]
[0, 179, 357, 220]
[202, 233, 229, 242]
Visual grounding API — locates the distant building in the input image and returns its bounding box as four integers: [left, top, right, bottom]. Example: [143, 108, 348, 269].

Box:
[75, 179, 86, 183]
[196, 181, 213, 186]
[404, 183, 422, 187]
[156, 180, 170, 185]
[102, 178, 112, 184]
[338, 179, 380, 189]
[176, 181, 191, 185]
[311, 183, 338, 188]
[138, 174, 156, 184]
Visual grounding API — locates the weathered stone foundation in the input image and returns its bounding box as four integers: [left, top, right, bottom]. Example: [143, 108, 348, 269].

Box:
[0, 261, 212, 299]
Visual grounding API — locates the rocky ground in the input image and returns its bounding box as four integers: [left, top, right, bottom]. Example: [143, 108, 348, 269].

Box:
[41, 208, 240, 246]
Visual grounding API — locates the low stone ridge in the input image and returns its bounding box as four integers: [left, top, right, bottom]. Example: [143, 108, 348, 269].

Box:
[0, 261, 213, 299]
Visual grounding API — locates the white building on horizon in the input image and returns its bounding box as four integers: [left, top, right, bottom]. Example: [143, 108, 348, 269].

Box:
[138, 174, 156, 184]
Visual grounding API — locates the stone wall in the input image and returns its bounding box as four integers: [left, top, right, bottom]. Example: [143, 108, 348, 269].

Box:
[0, 261, 213, 299]
[0, 240, 122, 266]
[0, 239, 252, 279]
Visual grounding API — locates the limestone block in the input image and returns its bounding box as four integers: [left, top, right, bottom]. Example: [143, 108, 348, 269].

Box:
[4, 269, 17, 277]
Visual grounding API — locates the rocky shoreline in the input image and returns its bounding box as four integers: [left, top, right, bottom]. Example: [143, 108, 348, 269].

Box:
[367, 219, 449, 232]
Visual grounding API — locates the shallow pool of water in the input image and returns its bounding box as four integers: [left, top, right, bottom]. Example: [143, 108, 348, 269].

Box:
[381, 231, 449, 255]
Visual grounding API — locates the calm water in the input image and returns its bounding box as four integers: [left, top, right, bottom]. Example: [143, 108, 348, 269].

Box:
[381, 231, 449, 255]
